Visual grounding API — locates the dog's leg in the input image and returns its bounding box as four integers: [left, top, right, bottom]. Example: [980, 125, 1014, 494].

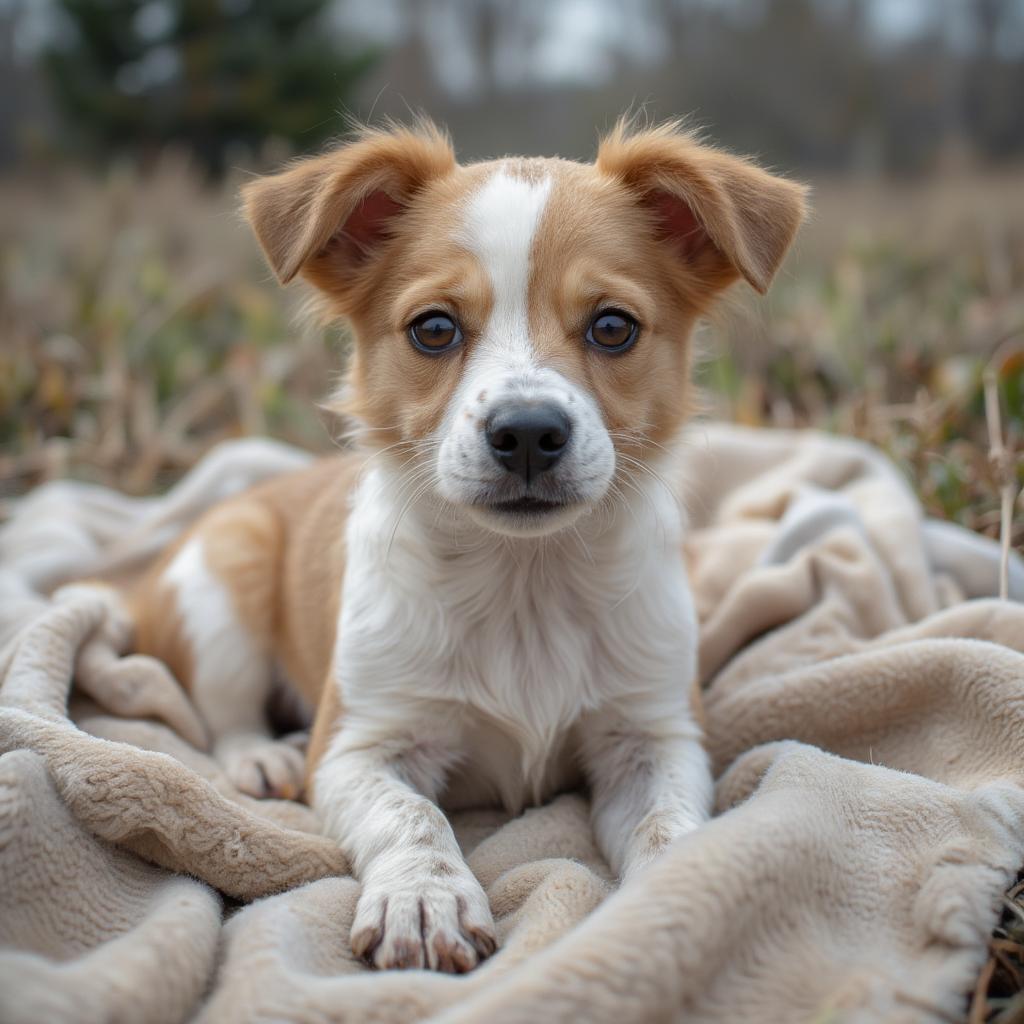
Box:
[156, 526, 305, 800]
[311, 709, 496, 972]
[579, 706, 713, 879]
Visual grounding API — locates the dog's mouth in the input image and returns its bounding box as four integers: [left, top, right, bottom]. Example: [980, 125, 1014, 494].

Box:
[463, 489, 584, 535]
[487, 496, 567, 517]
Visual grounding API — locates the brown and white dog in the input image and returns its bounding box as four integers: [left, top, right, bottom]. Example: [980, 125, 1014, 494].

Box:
[117, 120, 806, 973]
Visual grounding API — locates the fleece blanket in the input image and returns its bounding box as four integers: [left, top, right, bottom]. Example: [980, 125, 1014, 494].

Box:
[2, 425, 1024, 1024]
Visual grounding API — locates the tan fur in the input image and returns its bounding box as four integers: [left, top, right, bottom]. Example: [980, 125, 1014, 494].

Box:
[202, 502, 281, 646]
[131, 571, 194, 695]
[130, 457, 357, 707]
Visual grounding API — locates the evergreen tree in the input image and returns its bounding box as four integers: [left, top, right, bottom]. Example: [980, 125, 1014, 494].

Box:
[43, 0, 376, 174]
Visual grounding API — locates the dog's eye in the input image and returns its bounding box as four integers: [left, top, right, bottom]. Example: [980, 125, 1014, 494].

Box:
[409, 311, 463, 353]
[586, 310, 638, 352]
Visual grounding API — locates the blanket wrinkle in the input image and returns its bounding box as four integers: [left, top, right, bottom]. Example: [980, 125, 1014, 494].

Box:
[0, 749, 221, 1024]
[2, 422, 1024, 1024]
[0, 438, 312, 596]
[0, 593, 348, 900]
[56, 582, 210, 750]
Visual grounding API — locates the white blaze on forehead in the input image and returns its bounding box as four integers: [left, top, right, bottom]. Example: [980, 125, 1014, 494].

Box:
[435, 163, 617, 522]
[460, 166, 552, 366]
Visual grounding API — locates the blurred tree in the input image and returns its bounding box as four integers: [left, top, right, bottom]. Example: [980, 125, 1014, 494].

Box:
[42, 0, 376, 174]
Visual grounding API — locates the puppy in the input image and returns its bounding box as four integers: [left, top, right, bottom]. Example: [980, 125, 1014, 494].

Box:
[120, 119, 806, 972]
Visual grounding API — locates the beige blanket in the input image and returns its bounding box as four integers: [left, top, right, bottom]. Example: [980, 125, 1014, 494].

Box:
[2, 425, 1023, 1024]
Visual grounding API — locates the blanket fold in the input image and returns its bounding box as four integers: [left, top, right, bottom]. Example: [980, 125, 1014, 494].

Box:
[1, 424, 1022, 1023]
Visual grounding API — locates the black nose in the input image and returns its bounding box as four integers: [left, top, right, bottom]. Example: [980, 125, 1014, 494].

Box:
[486, 403, 571, 483]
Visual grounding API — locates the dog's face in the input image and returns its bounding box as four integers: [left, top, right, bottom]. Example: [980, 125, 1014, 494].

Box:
[244, 121, 806, 537]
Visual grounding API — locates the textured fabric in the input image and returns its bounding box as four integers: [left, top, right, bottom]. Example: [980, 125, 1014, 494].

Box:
[1, 425, 1023, 1024]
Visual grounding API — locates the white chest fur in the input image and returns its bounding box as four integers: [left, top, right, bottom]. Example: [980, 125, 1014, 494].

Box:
[331, 465, 698, 813]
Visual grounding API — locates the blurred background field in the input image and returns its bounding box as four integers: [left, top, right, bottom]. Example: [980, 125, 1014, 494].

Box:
[1, 1, 1024, 1016]
[1, 1, 1023, 535]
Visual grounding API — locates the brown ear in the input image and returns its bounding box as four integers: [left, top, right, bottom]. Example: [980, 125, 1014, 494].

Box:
[241, 121, 456, 286]
[596, 120, 808, 294]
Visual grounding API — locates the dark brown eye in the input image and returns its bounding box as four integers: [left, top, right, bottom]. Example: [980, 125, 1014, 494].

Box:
[409, 311, 463, 353]
[586, 310, 638, 352]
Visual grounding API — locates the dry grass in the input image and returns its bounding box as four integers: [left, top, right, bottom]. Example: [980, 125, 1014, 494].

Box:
[0, 152, 342, 501]
[973, 878, 1024, 1024]
[2, 156, 1023, 1018]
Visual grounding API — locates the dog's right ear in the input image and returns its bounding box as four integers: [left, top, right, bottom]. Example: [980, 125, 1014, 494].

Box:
[242, 122, 456, 287]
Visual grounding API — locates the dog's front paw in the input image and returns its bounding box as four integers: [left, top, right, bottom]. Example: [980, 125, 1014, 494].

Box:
[216, 734, 306, 800]
[351, 868, 496, 972]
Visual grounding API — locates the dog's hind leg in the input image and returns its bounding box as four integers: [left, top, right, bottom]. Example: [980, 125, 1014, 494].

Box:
[134, 501, 305, 800]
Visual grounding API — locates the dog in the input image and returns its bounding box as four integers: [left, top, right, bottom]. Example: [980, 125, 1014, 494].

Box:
[115, 119, 806, 973]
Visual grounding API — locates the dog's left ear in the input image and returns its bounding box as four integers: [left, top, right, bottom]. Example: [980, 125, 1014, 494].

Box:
[597, 120, 809, 295]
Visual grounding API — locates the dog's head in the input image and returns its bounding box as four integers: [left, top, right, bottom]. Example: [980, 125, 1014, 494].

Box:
[243, 119, 807, 537]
